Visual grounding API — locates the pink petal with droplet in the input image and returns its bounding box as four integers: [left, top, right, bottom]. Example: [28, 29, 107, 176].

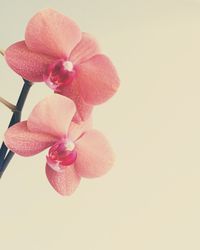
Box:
[75, 130, 115, 178]
[4, 121, 56, 156]
[69, 32, 100, 65]
[5, 41, 55, 82]
[46, 163, 81, 195]
[28, 94, 76, 138]
[25, 9, 81, 58]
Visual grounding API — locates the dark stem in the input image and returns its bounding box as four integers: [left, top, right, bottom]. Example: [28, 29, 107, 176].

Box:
[0, 79, 32, 177]
[0, 151, 14, 178]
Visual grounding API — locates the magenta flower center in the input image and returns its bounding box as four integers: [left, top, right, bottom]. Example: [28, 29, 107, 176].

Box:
[44, 59, 75, 91]
[46, 138, 77, 172]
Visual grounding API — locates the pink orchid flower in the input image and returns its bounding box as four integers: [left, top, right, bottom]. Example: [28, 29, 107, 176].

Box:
[4, 95, 114, 195]
[5, 8, 120, 122]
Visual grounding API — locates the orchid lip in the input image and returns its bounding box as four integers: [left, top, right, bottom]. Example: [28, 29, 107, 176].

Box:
[47, 138, 77, 172]
[44, 59, 75, 91]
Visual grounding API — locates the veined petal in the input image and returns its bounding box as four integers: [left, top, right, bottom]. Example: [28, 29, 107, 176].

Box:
[4, 121, 56, 156]
[69, 32, 100, 65]
[46, 164, 81, 195]
[5, 41, 54, 82]
[27, 94, 76, 138]
[68, 116, 93, 142]
[57, 80, 93, 122]
[25, 9, 81, 58]
[76, 54, 120, 105]
[75, 130, 114, 178]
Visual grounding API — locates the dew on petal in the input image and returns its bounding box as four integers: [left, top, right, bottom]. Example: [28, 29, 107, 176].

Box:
[46, 138, 77, 172]
[44, 59, 75, 91]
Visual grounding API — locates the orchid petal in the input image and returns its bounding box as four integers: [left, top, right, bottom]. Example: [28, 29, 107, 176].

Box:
[76, 54, 120, 105]
[28, 94, 76, 138]
[68, 116, 93, 142]
[25, 9, 81, 58]
[57, 80, 93, 122]
[4, 121, 56, 156]
[75, 130, 114, 178]
[69, 32, 100, 65]
[5, 41, 54, 82]
[46, 164, 81, 195]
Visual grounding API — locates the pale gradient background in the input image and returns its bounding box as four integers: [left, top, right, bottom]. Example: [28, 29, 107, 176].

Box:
[1, 0, 200, 249]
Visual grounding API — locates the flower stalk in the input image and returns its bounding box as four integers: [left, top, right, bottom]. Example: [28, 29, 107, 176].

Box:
[0, 49, 4, 56]
[0, 79, 32, 177]
[0, 96, 17, 112]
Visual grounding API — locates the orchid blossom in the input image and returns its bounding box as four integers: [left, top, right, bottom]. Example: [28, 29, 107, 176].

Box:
[5, 9, 120, 122]
[4, 95, 114, 195]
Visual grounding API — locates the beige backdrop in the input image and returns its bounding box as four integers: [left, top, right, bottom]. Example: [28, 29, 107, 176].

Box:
[1, 0, 200, 249]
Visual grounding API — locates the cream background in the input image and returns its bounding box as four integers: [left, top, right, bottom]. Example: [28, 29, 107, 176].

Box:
[1, 0, 200, 249]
